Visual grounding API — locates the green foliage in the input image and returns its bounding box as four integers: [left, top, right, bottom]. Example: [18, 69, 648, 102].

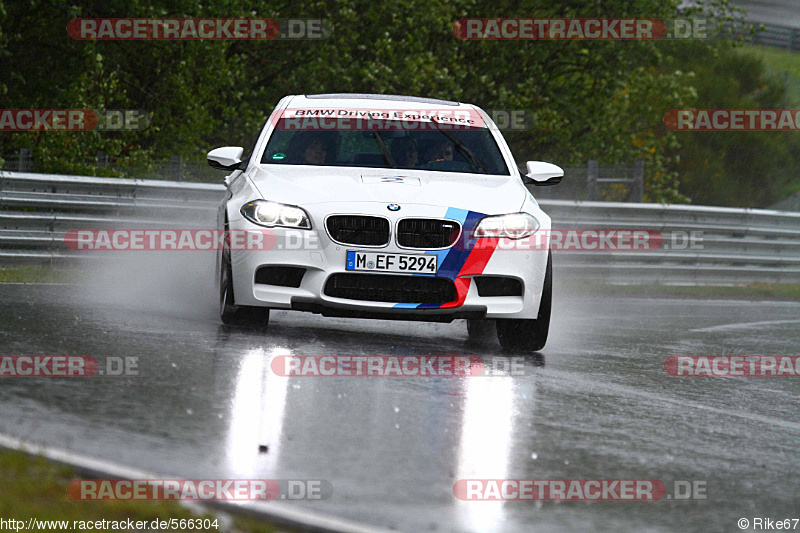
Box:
[665, 42, 800, 206]
[739, 45, 800, 107]
[0, 0, 793, 205]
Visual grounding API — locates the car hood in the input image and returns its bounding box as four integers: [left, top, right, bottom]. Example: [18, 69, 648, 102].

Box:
[247, 165, 527, 214]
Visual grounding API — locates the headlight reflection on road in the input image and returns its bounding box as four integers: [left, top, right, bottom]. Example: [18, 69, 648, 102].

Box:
[455, 373, 522, 531]
[225, 347, 291, 477]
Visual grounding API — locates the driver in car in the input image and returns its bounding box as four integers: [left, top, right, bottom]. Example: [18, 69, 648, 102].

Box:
[287, 132, 337, 165]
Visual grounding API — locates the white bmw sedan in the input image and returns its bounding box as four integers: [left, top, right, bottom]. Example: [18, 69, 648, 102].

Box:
[208, 93, 562, 351]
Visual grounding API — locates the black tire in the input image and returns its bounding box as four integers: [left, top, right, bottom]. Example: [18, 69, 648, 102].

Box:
[220, 249, 270, 327]
[496, 251, 552, 352]
[466, 319, 495, 339]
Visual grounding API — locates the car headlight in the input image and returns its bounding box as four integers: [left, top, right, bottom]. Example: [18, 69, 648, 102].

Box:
[474, 213, 539, 239]
[240, 200, 312, 229]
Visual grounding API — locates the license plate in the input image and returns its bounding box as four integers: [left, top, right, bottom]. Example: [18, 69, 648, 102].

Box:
[346, 251, 438, 274]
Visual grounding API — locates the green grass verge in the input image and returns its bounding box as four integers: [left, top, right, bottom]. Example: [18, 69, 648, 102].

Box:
[0, 266, 74, 283]
[737, 45, 800, 107]
[0, 448, 285, 532]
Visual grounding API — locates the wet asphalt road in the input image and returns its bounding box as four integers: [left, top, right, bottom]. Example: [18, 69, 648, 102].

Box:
[0, 267, 799, 533]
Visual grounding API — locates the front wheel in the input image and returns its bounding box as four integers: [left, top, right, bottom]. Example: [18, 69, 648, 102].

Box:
[220, 249, 270, 327]
[496, 252, 552, 352]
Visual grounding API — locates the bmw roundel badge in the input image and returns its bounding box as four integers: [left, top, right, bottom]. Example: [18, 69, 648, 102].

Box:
[387, 204, 401, 211]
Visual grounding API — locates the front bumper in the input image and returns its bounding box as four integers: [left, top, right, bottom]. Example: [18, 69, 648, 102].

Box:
[228, 202, 550, 320]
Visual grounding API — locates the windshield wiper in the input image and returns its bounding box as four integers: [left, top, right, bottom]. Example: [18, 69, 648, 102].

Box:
[372, 131, 396, 168]
[429, 119, 489, 173]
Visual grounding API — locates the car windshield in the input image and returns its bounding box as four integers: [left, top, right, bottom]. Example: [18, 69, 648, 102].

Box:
[260, 116, 511, 175]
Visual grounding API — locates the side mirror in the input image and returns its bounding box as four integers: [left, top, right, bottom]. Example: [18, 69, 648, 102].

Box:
[207, 146, 244, 171]
[523, 161, 563, 186]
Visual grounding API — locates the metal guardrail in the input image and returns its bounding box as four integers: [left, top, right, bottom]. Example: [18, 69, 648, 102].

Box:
[541, 200, 800, 285]
[750, 22, 800, 52]
[1, 150, 222, 183]
[2, 171, 799, 285]
[0, 172, 224, 265]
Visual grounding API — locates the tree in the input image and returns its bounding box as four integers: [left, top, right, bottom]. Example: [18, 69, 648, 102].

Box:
[4, 0, 785, 206]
